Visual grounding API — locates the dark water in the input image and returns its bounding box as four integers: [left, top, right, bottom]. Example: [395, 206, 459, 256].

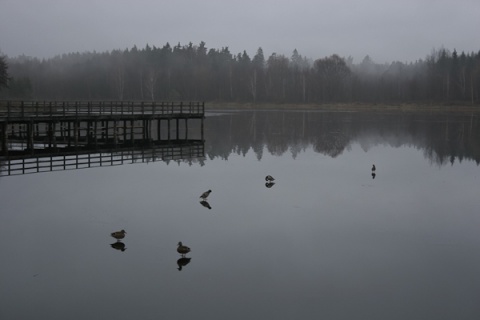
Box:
[1, 110, 480, 320]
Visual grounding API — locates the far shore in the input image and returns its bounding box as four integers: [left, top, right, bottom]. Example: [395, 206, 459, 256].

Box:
[206, 102, 480, 113]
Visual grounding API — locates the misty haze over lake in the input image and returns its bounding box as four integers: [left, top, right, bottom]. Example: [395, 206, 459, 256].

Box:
[1, 110, 480, 320]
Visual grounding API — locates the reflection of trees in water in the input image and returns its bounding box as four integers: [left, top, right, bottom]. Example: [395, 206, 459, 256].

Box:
[203, 111, 480, 166]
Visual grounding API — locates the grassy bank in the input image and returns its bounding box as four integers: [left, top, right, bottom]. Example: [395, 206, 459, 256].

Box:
[206, 102, 480, 113]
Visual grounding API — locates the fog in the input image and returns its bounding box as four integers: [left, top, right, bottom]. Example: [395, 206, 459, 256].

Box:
[1, 0, 479, 63]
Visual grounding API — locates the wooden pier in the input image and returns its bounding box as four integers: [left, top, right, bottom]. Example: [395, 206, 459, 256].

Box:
[0, 100, 205, 155]
[0, 100, 205, 175]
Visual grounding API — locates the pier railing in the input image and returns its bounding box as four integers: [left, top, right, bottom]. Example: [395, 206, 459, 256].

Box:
[0, 101, 204, 119]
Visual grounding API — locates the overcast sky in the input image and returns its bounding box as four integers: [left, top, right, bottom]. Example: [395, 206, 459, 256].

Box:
[1, 0, 479, 64]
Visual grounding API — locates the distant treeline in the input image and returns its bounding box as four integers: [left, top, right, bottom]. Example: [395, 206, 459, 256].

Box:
[2, 42, 480, 104]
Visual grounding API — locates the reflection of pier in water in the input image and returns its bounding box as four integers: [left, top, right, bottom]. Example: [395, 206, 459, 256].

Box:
[0, 100, 205, 176]
[0, 140, 204, 176]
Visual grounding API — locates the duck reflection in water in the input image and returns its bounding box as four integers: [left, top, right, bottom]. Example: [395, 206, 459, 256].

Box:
[110, 241, 126, 252]
[372, 172, 376, 179]
[265, 181, 275, 188]
[177, 257, 192, 271]
[199, 200, 212, 209]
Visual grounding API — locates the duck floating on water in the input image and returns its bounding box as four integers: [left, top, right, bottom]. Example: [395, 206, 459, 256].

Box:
[265, 182, 275, 188]
[111, 229, 126, 240]
[265, 175, 275, 182]
[200, 189, 212, 200]
[177, 242, 191, 257]
[372, 164, 376, 171]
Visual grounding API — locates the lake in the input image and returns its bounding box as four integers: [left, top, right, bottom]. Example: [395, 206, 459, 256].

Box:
[1, 109, 480, 320]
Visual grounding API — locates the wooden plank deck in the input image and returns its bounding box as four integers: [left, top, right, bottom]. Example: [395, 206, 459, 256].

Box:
[0, 100, 205, 122]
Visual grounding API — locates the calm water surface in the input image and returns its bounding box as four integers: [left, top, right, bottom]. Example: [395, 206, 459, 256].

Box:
[1, 110, 480, 319]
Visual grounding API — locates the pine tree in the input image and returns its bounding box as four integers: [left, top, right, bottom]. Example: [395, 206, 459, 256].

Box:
[0, 54, 9, 91]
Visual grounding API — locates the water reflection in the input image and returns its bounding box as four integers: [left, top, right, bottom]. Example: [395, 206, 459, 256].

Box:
[265, 181, 275, 188]
[3, 111, 479, 175]
[2, 109, 480, 320]
[110, 241, 126, 252]
[201, 110, 480, 166]
[199, 200, 212, 210]
[0, 140, 204, 176]
[264, 174, 275, 188]
[177, 257, 192, 271]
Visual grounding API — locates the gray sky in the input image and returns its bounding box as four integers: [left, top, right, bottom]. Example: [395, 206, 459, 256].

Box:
[1, 0, 479, 64]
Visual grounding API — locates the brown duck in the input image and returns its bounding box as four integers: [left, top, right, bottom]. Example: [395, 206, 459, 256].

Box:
[177, 242, 191, 256]
[111, 229, 126, 240]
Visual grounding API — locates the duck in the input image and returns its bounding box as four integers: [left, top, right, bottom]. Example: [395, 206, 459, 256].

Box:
[111, 229, 126, 240]
[371, 172, 376, 179]
[177, 257, 192, 271]
[372, 164, 376, 171]
[200, 189, 212, 200]
[177, 242, 191, 256]
[265, 175, 275, 182]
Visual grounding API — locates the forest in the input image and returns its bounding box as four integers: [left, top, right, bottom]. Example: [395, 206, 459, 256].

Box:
[1, 42, 480, 105]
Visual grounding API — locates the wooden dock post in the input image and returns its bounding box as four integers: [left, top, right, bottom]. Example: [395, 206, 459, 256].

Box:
[1, 123, 7, 155]
[167, 119, 171, 140]
[27, 121, 33, 152]
[130, 120, 134, 145]
[94, 120, 98, 148]
[176, 118, 179, 140]
[74, 121, 79, 147]
[113, 120, 118, 147]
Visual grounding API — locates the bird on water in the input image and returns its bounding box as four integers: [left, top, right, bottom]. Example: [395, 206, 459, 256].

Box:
[200, 189, 212, 200]
[111, 229, 126, 240]
[265, 175, 275, 182]
[177, 242, 191, 257]
[371, 164, 376, 172]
